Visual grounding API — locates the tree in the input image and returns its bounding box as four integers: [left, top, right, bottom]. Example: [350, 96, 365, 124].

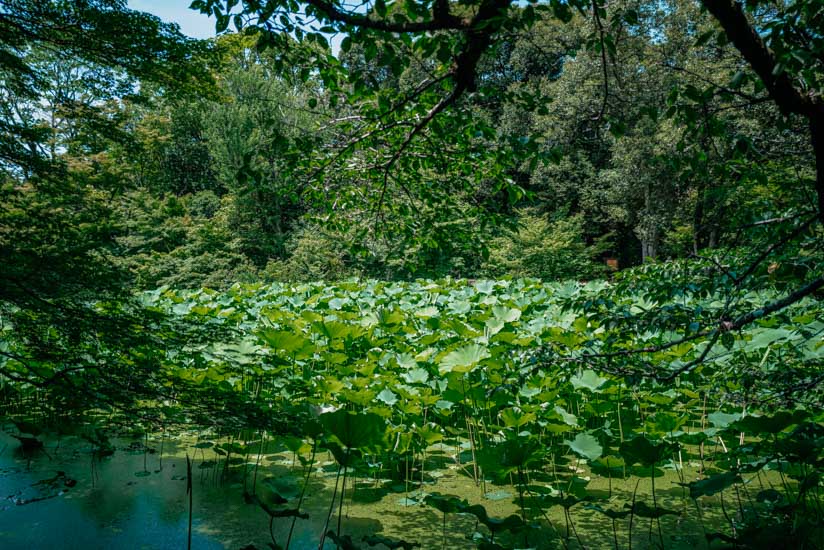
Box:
[0, 0, 218, 411]
[483, 211, 606, 279]
[192, 0, 824, 380]
[1, 0, 214, 296]
[201, 35, 317, 264]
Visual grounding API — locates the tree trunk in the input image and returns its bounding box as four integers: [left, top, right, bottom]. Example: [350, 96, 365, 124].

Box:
[708, 225, 719, 249]
[693, 181, 706, 254]
[641, 183, 659, 262]
[699, 0, 824, 223]
[810, 115, 824, 224]
[642, 232, 658, 262]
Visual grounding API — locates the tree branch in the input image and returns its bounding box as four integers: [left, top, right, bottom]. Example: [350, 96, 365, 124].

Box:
[659, 274, 824, 379]
[700, 0, 816, 118]
[303, 0, 465, 33]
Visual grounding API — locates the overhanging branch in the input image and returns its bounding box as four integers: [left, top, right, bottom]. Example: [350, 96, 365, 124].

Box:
[303, 0, 466, 32]
[700, 0, 815, 118]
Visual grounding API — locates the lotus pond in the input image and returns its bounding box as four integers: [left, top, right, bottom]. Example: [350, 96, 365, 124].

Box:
[0, 278, 822, 548]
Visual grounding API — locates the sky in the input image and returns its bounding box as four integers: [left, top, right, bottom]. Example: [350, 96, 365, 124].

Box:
[128, 0, 218, 39]
[127, 0, 343, 52]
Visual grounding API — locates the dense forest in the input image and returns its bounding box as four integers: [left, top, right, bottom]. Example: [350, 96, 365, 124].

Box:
[0, 0, 822, 548]
[5, 0, 819, 286]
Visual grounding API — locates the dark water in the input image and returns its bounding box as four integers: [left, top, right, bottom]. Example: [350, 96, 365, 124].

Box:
[0, 431, 264, 549]
[0, 431, 479, 549]
[0, 430, 718, 549]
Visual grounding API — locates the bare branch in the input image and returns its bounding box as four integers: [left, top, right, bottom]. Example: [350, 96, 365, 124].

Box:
[660, 274, 824, 379]
[735, 211, 817, 229]
[662, 61, 766, 104]
[732, 216, 817, 285]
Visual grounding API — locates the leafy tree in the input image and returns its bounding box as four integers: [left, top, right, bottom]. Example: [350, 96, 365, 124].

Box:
[0, 0, 214, 296]
[483, 211, 606, 280]
[201, 35, 317, 264]
[0, 0, 219, 411]
[115, 190, 259, 288]
[264, 223, 356, 281]
[155, 103, 219, 196]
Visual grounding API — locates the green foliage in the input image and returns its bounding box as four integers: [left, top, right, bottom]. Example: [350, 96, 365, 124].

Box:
[115, 190, 258, 289]
[2, 1, 823, 544]
[619, 436, 674, 467]
[439, 343, 491, 374]
[1, 272, 823, 545]
[0, 0, 224, 413]
[264, 224, 355, 282]
[1, 178, 124, 304]
[484, 211, 606, 280]
[566, 432, 603, 461]
[319, 410, 388, 451]
[5, 0, 812, 288]
[153, 105, 219, 196]
[683, 471, 742, 499]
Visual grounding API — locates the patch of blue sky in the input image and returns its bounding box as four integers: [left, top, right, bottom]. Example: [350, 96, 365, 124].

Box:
[128, 0, 344, 54]
[128, 0, 218, 39]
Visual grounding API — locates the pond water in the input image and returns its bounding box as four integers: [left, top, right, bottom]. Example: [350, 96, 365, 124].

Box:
[0, 430, 528, 549]
[0, 429, 731, 549]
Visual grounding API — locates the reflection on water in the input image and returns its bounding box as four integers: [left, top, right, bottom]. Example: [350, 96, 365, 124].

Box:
[0, 431, 390, 550]
[1, 432, 225, 549]
[2, 429, 591, 550]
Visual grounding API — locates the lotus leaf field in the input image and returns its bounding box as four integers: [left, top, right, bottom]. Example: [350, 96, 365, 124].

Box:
[1, 273, 823, 548]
